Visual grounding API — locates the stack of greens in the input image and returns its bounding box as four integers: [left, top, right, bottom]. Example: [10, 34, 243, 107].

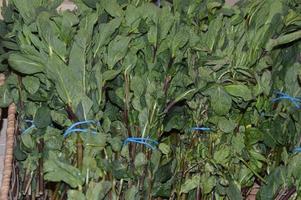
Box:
[0, 0, 301, 199]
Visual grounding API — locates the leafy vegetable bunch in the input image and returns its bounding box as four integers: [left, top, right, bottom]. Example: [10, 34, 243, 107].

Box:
[0, 0, 300, 199]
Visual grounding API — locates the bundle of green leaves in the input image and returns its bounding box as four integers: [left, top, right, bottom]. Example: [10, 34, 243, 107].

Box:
[0, 0, 300, 199]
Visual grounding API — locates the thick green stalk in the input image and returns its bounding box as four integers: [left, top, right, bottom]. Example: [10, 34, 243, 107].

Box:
[266, 30, 301, 51]
[238, 157, 267, 184]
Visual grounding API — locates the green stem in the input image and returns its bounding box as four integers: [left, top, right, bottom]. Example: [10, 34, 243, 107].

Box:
[266, 30, 301, 51]
[117, 179, 124, 200]
[238, 157, 267, 184]
[77, 133, 83, 170]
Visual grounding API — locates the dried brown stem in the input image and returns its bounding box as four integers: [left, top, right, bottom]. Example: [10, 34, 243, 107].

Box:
[38, 139, 45, 196]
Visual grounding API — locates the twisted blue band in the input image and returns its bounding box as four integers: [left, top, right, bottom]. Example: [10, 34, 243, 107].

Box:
[191, 127, 211, 131]
[272, 92, 301, 109]
[64, 120, 99, 138]
[124, 137, 158, 150]
[22, 120, 36, 134]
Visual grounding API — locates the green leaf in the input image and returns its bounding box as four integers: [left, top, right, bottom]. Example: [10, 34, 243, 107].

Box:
[76, 96, 93, 120]
[225, 84, 253, 101]
[50, 111, 72, 127]
[171, 28, 189, 57]
[125, 186, 139, 200]
[37, 13, 67, 59]
[206, 86, 232, 115]
[158, 7, 174, 41]
[180, 175, 200, 194]
[255, 71, 272, 96]
[46, 55, 84, 109]
[67, 190, 86, 200]
[152, 180, 173, 197]
[68, 13, 98, 108]
[82, 132, 107, 150]
[285, 63, 301, 95]
[200, 175, 215, 194]
[232, 134, 245, 154]
[266, 30, 301, 51]
[109, 137, 122, 152]
[130, 76, 145, 97]
[288, 154, 301, 179]
[213, 146, 231, 165]
[34, 106, 51, 129]
[101, 0, 123, 17]
[0, 84, 13, 107]
[21, 133, 35, 150]
[147, 24, 158, 46]
[86, 181, 112, 200]
[81, 0, 98, 8]
[206, 16, 223, 51]
[93, 18, 122, 57]
[260, 71, 272, 95]
[154, 160, 174, 183]
[226, 181, 243, 200]
[44, 127, 64, 150]
[159, 143, 171, 155]
[258, 166, 286, 200]
[107, 36, 131, 68]
[134, 152, 147, 167]
[22, 76, 40, 95]
[125, 5, 141, 31]
[44, 152, 84, 188]
[11, 0, 39, 23]
[8, 53, 44, 74]
[103, 69, 122, 83]
[218, 117, 237, 133]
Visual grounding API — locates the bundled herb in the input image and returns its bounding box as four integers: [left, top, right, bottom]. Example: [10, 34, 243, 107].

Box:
[0, 0, 300, 199]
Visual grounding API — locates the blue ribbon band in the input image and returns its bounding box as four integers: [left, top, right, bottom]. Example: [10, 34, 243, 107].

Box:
[272, 92, 301, 109]
[124, 137, 158, 150]
[22, 120, 35, 134]
[191, 127, 211, 131]
[64, 120, 99, 138]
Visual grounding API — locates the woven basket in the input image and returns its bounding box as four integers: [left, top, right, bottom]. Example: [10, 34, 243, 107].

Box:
[0, 74, 17, 200]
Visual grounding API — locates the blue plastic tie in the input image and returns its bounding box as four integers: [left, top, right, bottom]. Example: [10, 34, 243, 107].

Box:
[22, 120, 35, 134]
[124, 137, 158, 150]
[191, 127, 211, 131]
[64, 120, 99, 138]
[293, 147, 301, 153]
[65, 120, 96, 133]
[272, 92, 301, 109]
[156, 0, 160, 7]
